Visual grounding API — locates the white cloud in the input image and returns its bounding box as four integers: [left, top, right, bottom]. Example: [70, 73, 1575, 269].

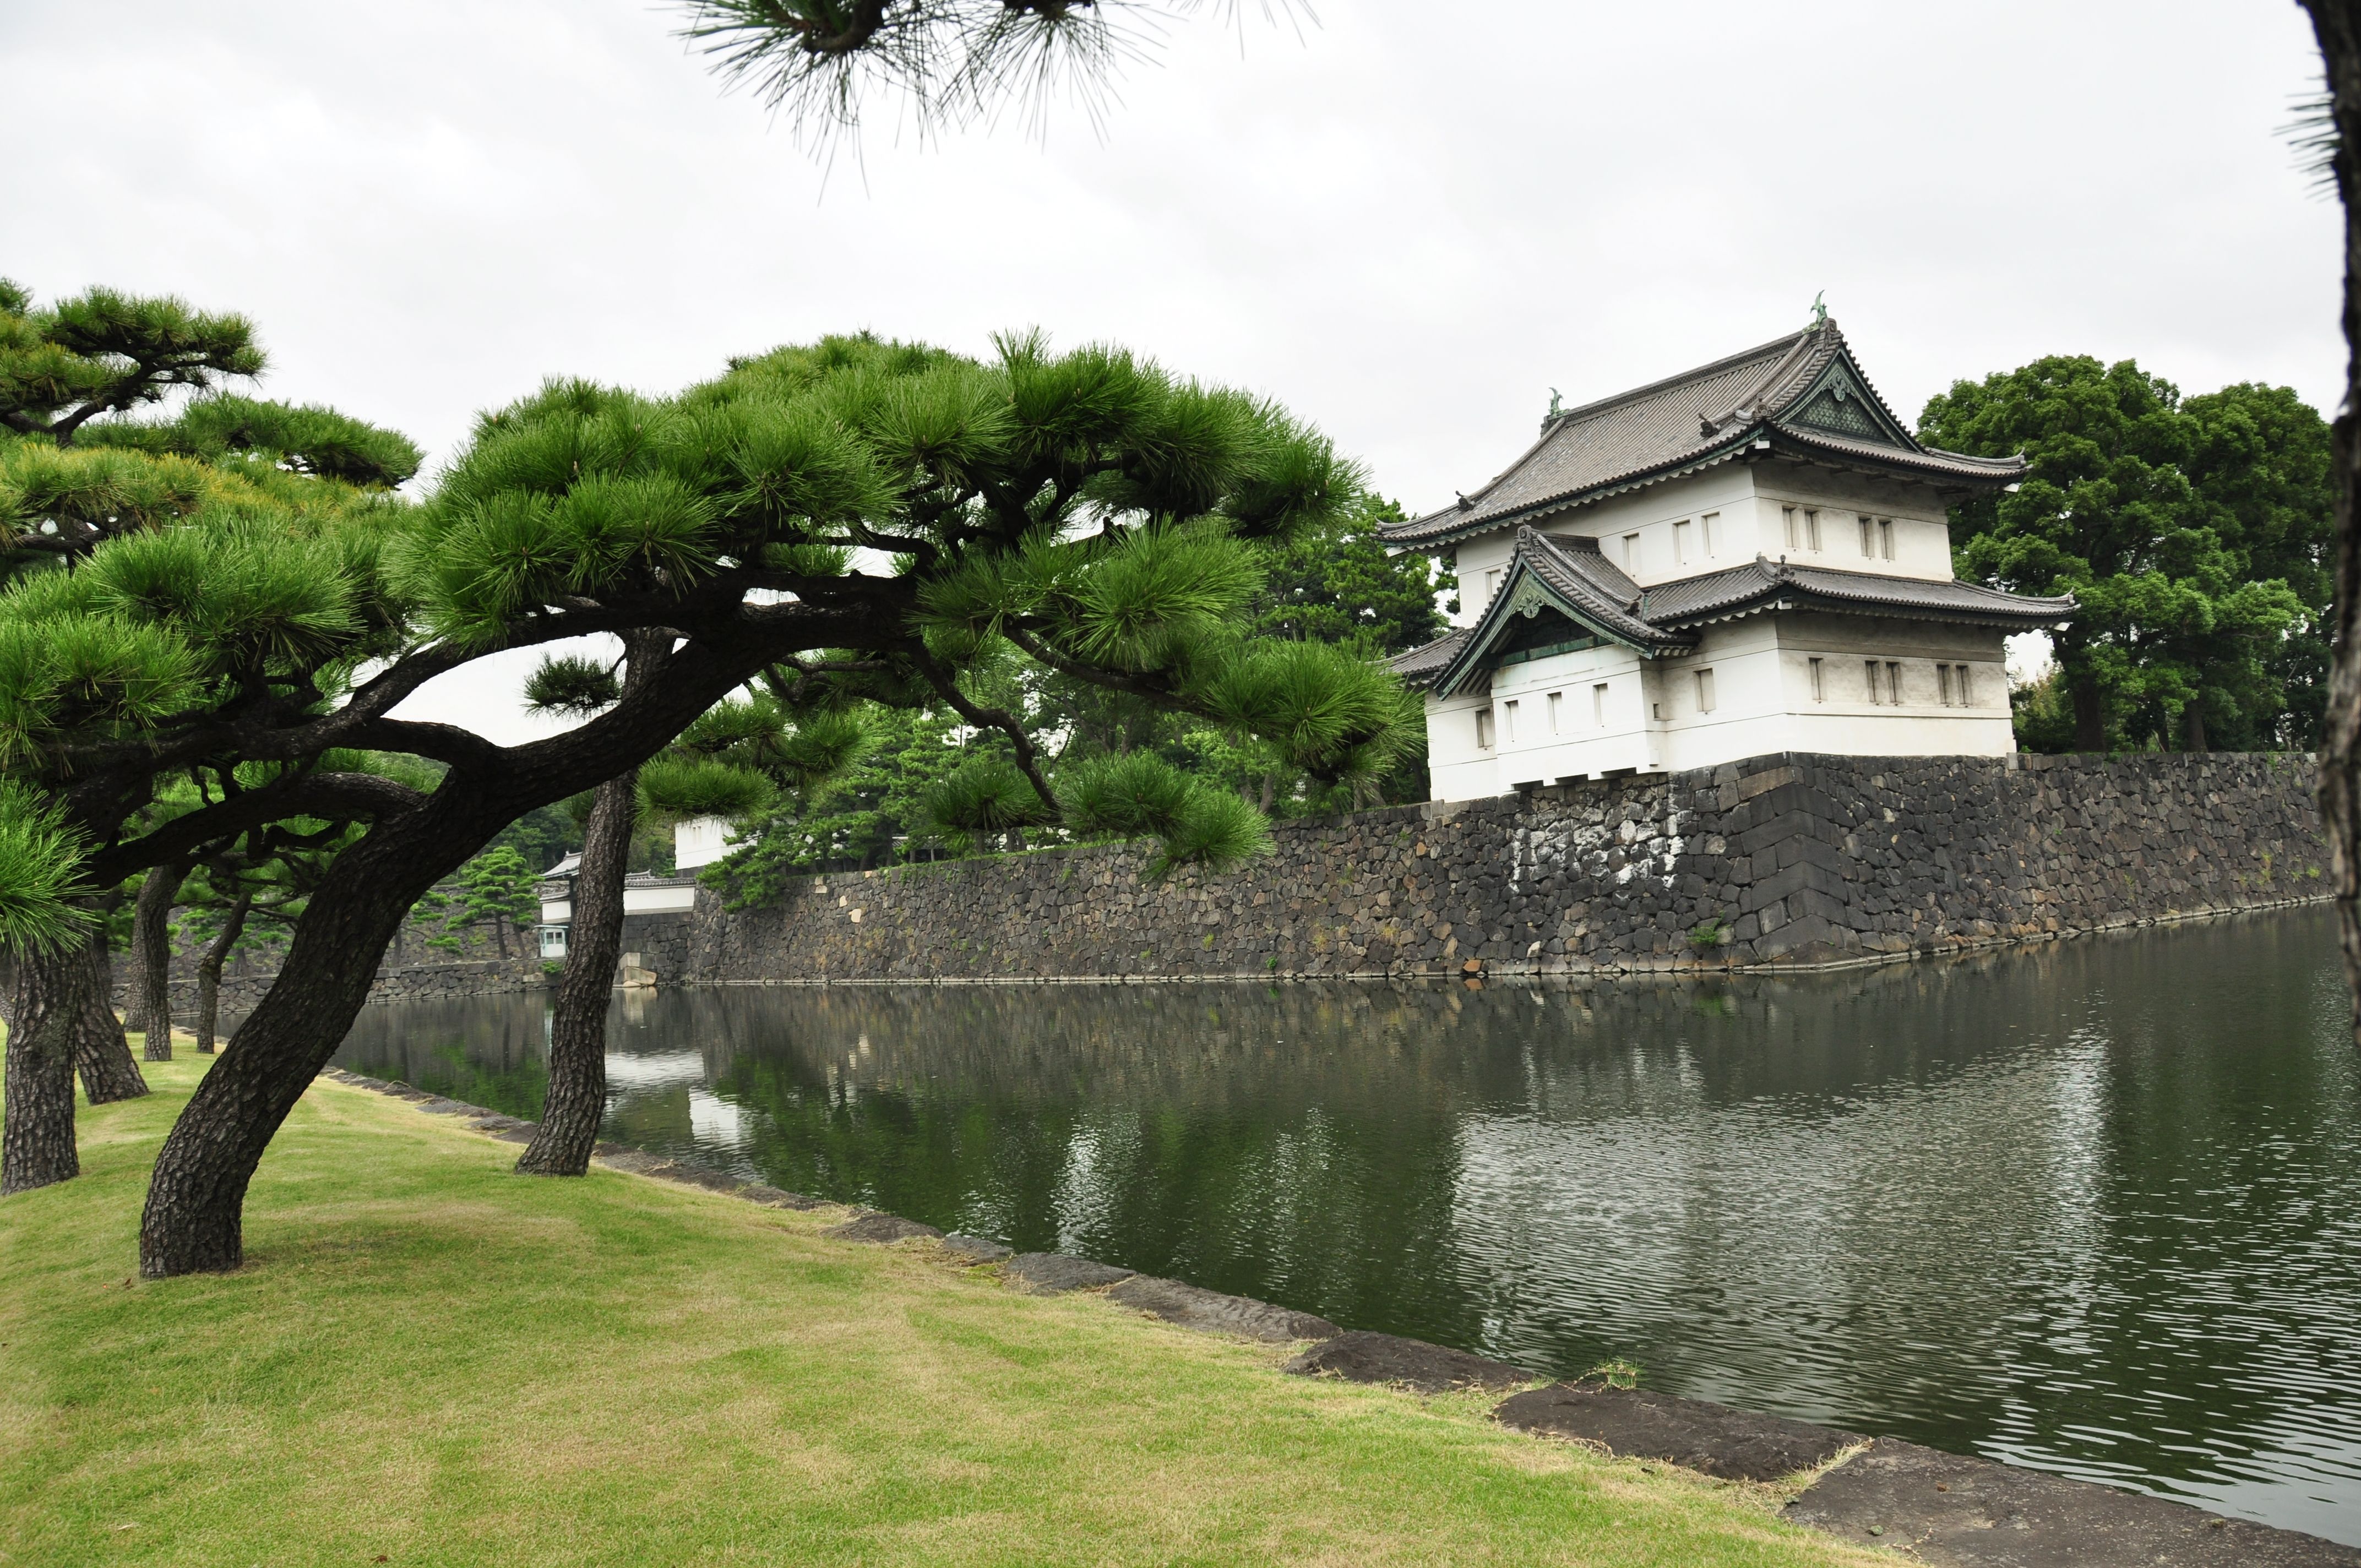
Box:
[3, 1, 2336, 741]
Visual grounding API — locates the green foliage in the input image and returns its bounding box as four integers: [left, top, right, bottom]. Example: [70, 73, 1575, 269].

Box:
[919, 756, 1056, 845]
[0, 284, 262, 445]
[523, 652, 622, 717]
[1145, 787, 1270, 880]
[0, 780, 93, 951]
[1919, 357, 2324, 752]
[77, 394, 421, 488]
[1250, 494, 1452, 656]
[639, 754, 775, 820]
[424, 848, 540, 952]
[1060, 750, 1194, 838]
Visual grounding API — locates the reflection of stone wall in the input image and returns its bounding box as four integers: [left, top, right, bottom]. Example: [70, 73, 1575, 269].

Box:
[671, 751, 2326, 981]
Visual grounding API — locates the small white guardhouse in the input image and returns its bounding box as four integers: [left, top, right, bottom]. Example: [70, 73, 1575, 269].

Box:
[1384, 318, 2074, 803]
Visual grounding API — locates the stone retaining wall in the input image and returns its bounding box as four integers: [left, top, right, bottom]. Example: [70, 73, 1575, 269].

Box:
[669, 750, 2327, 982]
[150, 751, 2329, 1011]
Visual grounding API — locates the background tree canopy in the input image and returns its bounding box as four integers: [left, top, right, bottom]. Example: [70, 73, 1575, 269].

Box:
[1918, 356, 2329, 754]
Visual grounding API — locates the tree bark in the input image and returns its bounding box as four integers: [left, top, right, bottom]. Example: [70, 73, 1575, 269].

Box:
[2070, 673, 2106, 752]
[514, 771, 635, 1177]
[2184, 703, 2207, 754]
[2305, 0, 2361, 1045]
[2, 936, 91, 1193]
[73, 936, 149, 1104]
[128, 861, 188, 1060]
[195, 894, 252, 1055]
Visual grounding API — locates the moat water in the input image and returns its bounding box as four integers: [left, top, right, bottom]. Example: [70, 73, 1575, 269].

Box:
[328, 908, 2361, 1543]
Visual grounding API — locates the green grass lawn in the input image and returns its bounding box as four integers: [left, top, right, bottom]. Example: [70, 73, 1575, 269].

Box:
[0, 1055, 1884, 1566]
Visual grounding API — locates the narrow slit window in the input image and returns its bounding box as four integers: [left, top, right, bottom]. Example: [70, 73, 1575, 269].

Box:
[1957, 664, 1973, 705]
[1673, 519, 1691, 565]
[1593, 683, 1608, 726]
[1475, 708, 1494, 749]
[1547, 691, 1564, 734]
[1651, 700, 1663, 721]
[1865, 661, 1882, 704]
[1783, 506, 1799, 549]
[1938, 663, 1954, 705]
[1859, 515, 1875, 557]
[1804, 509, 1821, 551]
[1701, 512, 1719, 556]
[1695, 668, 1716, 714]
[1809, 657, 1825, 703]
[1622, 532, 1641, 570]
[1483, 568, 1503, 607]
[1879, 518, 1895, 560]
[1886, 661, 1903, 702]
[1503, 699, 1519, 743]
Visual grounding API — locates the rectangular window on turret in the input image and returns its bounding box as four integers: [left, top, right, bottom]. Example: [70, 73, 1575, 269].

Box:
[1593, 683, 1608, 726]
[1503, 699, 1519, 743]
[1865, 661, 1883, 704]
[1805, 509, 1822, 551]
[1859, 515, 1875, 557]
[1783, 507, 1798, 549]
[1623, 532, 1640, 570]
[1957, 665, 1974, 705]
[1547, 691, 1563, 733]
[1809, 657, 1825, 702]
[1886, 661, 1903, 701]
[1673, 519, 1691, 565]
[1484, 568, 1502, 607]
[1702, 513, 1719, 556]
[1695, 668, 1716, 714]
[1475, 708, 1494, 750]
[1879, 518, 1895, 559]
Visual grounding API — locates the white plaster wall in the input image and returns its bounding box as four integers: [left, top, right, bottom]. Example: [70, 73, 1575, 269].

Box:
[1439, 457, 1968, 627]
[1417, 611, 2018, 803]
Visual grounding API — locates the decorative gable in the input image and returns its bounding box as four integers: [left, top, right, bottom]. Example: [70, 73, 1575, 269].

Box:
[1782, 360, 1913, 450]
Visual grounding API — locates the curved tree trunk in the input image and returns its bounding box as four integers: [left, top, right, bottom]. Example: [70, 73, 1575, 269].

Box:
[3, 936, 91, 1193]
[514, 770, 635, 1177]
[139, 813, 450, 1276]
[73, 936, 149, 1105]
[2305, 0, 2361, 1045]
[195, 894, 253, 1055]
[129, 861, 189, 1060]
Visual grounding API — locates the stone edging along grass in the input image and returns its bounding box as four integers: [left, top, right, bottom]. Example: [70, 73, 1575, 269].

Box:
[316, 1067, 2361, 1568]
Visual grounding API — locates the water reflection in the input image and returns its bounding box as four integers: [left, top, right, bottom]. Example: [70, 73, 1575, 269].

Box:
[331, 910, 2361, 1543]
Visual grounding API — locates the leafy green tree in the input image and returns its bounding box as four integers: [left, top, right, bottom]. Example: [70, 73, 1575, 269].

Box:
[435, 848, 541, 959]
[1919, 356, 2308, 753]
[0, 313, 1401, 1271]
[1250, 495, 1453, 657]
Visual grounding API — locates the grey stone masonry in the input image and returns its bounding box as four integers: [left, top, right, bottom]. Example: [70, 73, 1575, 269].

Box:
[670, 751, 2325, 981]
[171, 751, 2328, 1010]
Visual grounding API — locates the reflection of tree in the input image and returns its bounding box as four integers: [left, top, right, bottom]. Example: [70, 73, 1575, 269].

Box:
[328, 917, 2361, 1527]
[334, 994, 553, 1117]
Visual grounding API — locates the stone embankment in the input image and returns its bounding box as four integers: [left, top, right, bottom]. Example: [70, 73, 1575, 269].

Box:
[662, 749, 2326, 983]
[324, 1066, 2361, 1566]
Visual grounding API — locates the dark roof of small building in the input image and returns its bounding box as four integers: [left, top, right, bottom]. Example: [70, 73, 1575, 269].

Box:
[1388, 526, 2074, 696]
[1382, 320, 2026, 552]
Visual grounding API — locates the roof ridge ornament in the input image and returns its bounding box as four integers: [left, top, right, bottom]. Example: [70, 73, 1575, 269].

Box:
[1809, 290, 1828, 330]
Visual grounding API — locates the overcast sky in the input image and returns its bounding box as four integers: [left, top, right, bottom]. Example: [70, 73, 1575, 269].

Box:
[4, 1, 2340, 741]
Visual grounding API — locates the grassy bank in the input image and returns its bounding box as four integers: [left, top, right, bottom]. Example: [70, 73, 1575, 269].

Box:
[1, 1058, 1880, 1566]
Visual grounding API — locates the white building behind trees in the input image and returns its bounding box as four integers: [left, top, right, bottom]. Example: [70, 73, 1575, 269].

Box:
[1384, 318, 2074, 802]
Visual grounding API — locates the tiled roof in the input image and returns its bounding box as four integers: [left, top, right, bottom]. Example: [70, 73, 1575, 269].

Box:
[1641, 558, 2076, 629]
[1382, 320, 2026, 551]
[1388, 529, 2074, 694]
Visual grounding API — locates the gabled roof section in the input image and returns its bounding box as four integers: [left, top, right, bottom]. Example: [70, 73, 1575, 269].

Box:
[1393, 527, 1697, 696]
[1382, 319, 2027, 552]
[1639, 557, 2076, 631]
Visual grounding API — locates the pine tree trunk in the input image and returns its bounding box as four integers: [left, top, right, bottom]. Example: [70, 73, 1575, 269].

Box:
[73, 936, 149, 1105]
[2, 935, 92, 1193]
[129, 862, 187, 1060]
[515, 771, 635, 1177]
[2305, 0, 2361, 1046]
[2070, 674, 2106, 753]
[195, 895, 252, 1056]
[139, 810, 461, 1277]
[2184, 704, 2207, 754]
